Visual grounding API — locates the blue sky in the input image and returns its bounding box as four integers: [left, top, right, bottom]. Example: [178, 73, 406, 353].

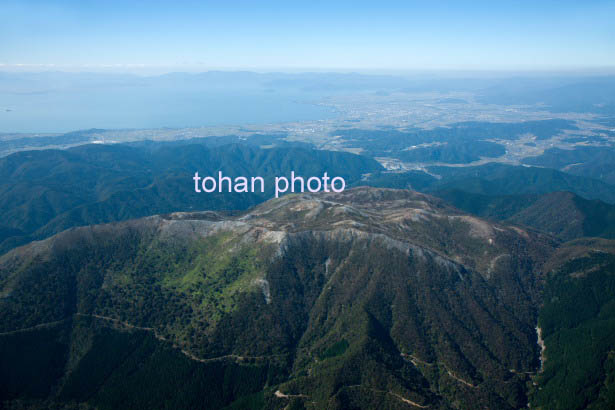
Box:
[1, 0, 614, 72]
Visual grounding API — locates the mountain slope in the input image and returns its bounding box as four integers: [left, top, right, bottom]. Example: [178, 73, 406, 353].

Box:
[365, 163, 615, 204]
[0, 142, 382, 254]
[0, 187, 556, 409]
[521, 146, 615, 186]
[507, 192, 615, 241]
[531, 239, 615, 409]
[433, 190, 615, 241]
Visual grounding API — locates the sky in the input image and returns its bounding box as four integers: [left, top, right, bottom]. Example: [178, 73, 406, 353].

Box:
[1, 0, 614, 73]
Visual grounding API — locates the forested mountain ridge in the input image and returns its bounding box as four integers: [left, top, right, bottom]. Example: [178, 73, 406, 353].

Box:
[531, 238, 615, 409]
[433, 190, 615, 241]
[366, 163, 615, 205]
[0, 187, 556, 409]
[0, 142, 382, 255]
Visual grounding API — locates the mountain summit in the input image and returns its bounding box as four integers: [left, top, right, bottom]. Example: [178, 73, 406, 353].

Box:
[1, 187, 556, 409]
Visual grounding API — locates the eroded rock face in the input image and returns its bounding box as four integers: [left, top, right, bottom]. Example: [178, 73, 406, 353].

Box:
[0, 187, 557, 409]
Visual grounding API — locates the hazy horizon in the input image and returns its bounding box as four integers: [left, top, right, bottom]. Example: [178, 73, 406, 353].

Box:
[3, 67, 615, 76]
[2, 69, 615, 133]
[2, 0, 614, 72]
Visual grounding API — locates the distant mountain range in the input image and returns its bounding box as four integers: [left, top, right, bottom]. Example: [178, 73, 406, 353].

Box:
[3, 140, 615, 256]
[367, 163, 615, 204]
[522, 146, 615, 185]
[0, 142, 382, 254]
